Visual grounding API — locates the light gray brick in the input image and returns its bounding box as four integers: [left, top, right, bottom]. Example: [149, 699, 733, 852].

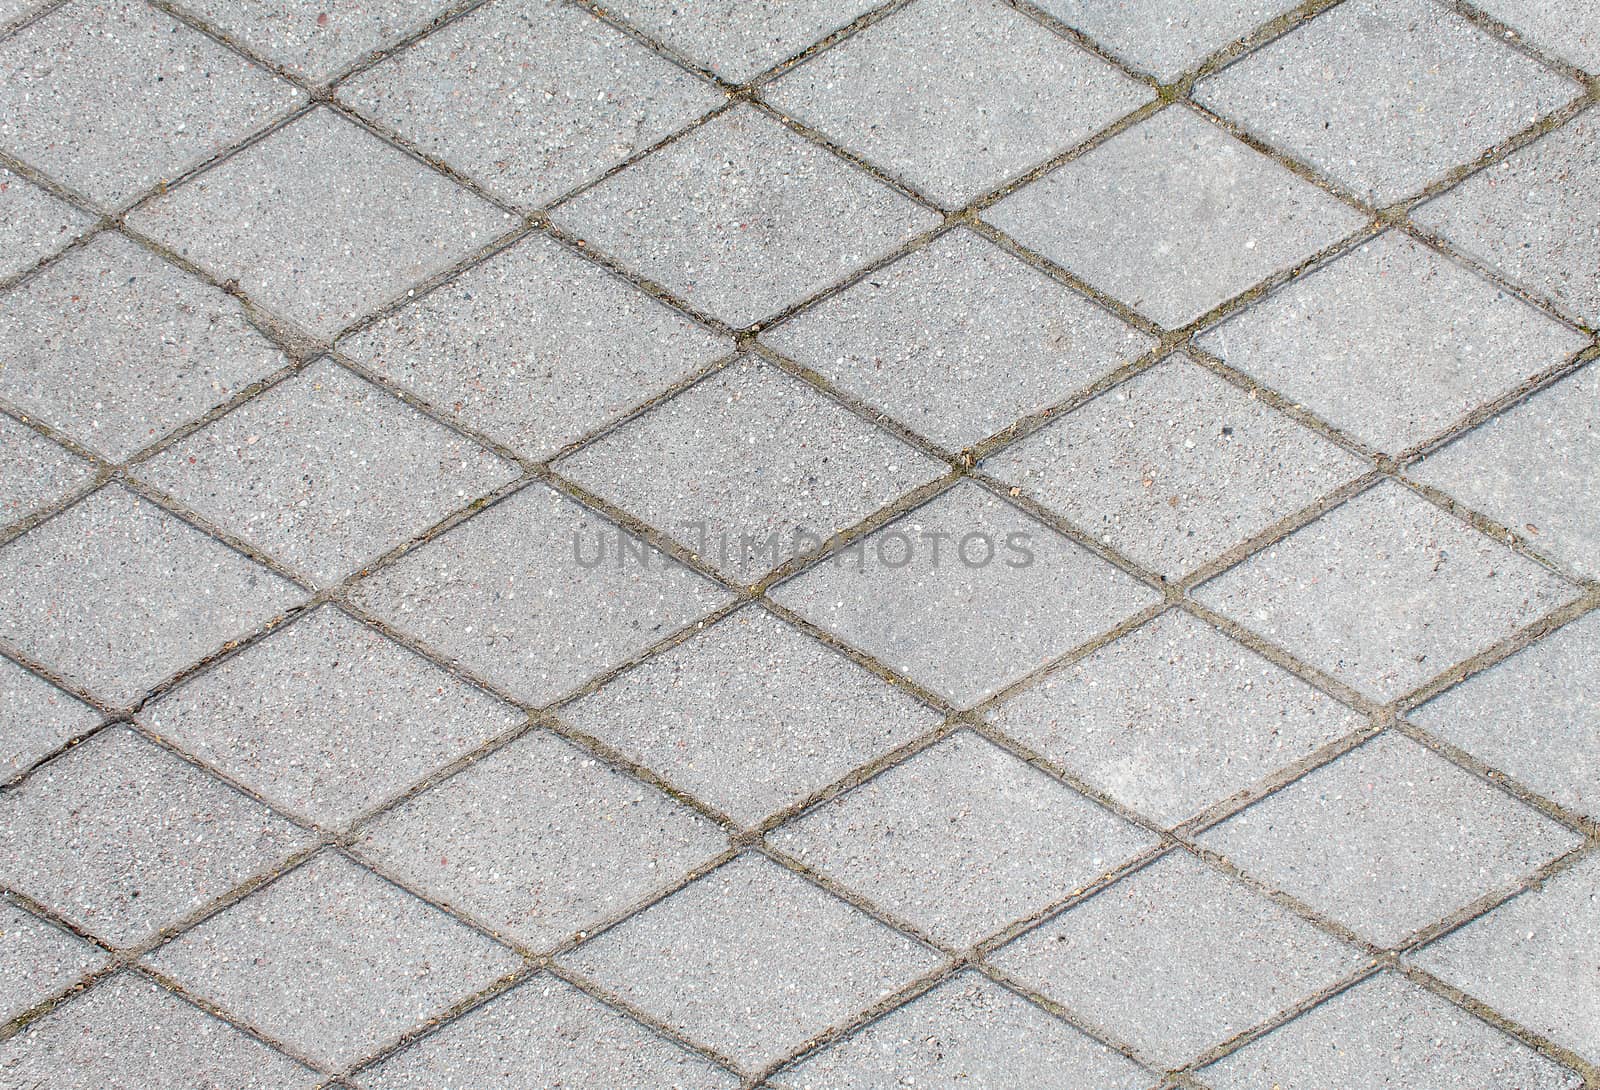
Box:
[1467, 0, 1600, 73]
[0, 900, 104, 1022]
[0, 167, 94, 278]
[597, 0, 880, 82]
[0, 658, 98, 781]
[1031, 0, 1298, 82]
[175, 0, 454, 82]
[0, 412, 92, 527]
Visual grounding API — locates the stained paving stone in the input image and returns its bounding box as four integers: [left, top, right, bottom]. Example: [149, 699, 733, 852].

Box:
[764, 0, 1151, 206]
[0, 658, 98, 781]
[0, 232, 290, 461]
[989, 610, 1364, 827]
[986, 106, 1365, 328]
[1410, 364, 1600, 580]
[984, 354, 1366, 578]
[1468, 0, 1600, 73]
[1413, 113, 1600, 325]
[126, 107, 514, 337]
[772, 481, 1160, 707]
[597, 0, 881, 82]
[175, 0, 454, 83]
[0, 971, 321, 1090]
[137, 360, 518, 583]
[339, 0, 723, 210]
[0, 166, 94, 279]
[0, 727, 310, 947]
[0, 412, 93, 526]
[764, 226, 1156, 451]
[0, 0, 301, 206]
[551, 104, 940, 328]
[994, 850, 1363, 1067]
[1202, 971, 1583, 1090]
[1411, 611, 1600, 823]
[1200, 732, 1583, 947]
[0, 485, 302, 705]
[1194, 480, 1580, 702]
[560, 605, 940, 826]
[1196, 230, 1590, 456]
[348, 481, 732, 705]
[1031, 0, 1299, 82]
[356, 974, 741, 1090]
[1194, 0, 1581, 205]
[355, 729, 728, 949]
[0, 900, 105, 1022]
[139, 604, 522, 829]
[769, 969, 1151, 1090]
[769, 731, 1156, 947]
[561, 853, 939, 1069]
[147, 850, 521, 1070]
[1410, 852, 1600, 1064]
[555, 355, 945, 582]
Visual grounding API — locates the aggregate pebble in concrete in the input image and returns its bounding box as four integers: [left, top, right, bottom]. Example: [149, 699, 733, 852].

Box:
[561, 853, 940, 1068]
[1196, 230, 1590, 455]
[0, 233, 290, 461]
[984, 355, 1366, 577]
[0, 727, 310, 947]
[770, 731, 1156, 946]
[127, 107, 514, 337]
[0, 900, 105, 1022]
[985, 106, 1365, 328]
[1467, 0, 1600, 73]
[597, 0, 882, 82]
[139, 604, 521, 828]
[1200, 732, 1583, 947]
[551, 104, 940, 328]
[764, 0, 1152, 206]
[989, 610, 1363, 827]
[147, 850, 521, 1069]
[0, 657, 98, 782]
[0, 166, 94, 278]
[0, 411, 92, 526]
[1194, 480, 1580, 701]
[765, 226, 1156, 451]
[338, 0, 724, 209]
[138, 360, 519, 583]
[1031, 0, 1299, 82]
[356, 729, 727, 949]
[0, 485, 302, 705]
[556, 355, 946, 581]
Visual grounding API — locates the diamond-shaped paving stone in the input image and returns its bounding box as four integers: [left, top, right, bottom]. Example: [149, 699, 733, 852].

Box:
[562, 853, 938, 1067]
[0, 727, 309, 946]
[1194, 480, 1578, 701]
[1201, 732, 1582, 946]
[1195, 0, 1580, 205]
[0, 233, 290, 461]
[1202, 971, 1582, 1090]
[0, 900, 104, 1022]
[340, 0, 722, 209]
[340, 232, 729, 458]
[1412, 611, 1599, 823]
[1411, 853, 1600, 1063]
[359, 974, 740, 1090]
[1411, 365, 1600, 580]
[139, 604, 521, 828]
[770, 731, 1155, 946]
[764, 227, 1155, 451]
[994, 851, 1361, 1066]
[0, 167, 94, 278]
[556, 355, 945, 582]
[0, 0, 300, 205]
[356, 730, 727, 949]
[0, 972, 321, 1090]
[561, 605, 940, 826]
[348, 482, 731, 704]
[986, 107, 1364, 327]
[552, 104, 939, 327]
[985, 355, 1365, 577]
[0, 486, 302, 704]
[990, 610, 1363, 827]
[1032, 0, 1298, 82]
[138, 360, 517, 583]
[1414, 114, 1600, 324]
[597, 0, 880, 82]
[773, 481, 1159, 706]
[0, 413, 92, 526]
[764, 0, 1151, 206]
[1196, 230, 1589, 456]
[127, 107, 512, 337]
[148, 850, 520, 1069]
[175, 0, 452, 82]
[1469, 0, 1600, 74]
[770, 969, 1150, 1090]
[0, 658, 97, 781]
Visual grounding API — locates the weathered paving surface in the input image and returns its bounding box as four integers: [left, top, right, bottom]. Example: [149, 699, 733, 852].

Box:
[0, 0, 1597, 1086]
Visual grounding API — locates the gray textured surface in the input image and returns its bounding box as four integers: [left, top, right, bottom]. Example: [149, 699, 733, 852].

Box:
[0, 166, 93, 278]
[1031, 0, 1299, 81]
[0, 899, 103, 1022]
[0, 657, 98, 781]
